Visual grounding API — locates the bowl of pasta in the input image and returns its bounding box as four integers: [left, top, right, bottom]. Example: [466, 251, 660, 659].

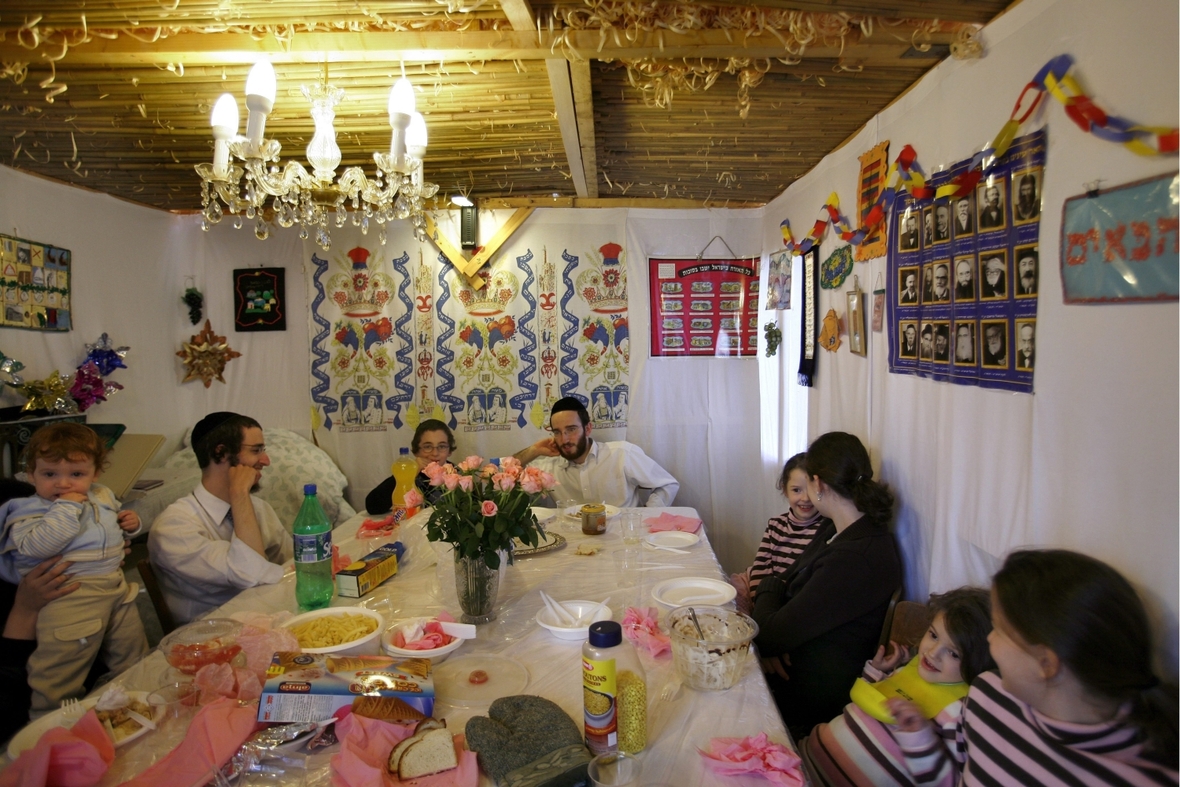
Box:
[282, 606, 386, 656]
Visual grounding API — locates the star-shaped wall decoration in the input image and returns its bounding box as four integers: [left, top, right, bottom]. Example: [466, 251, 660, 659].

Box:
[176, 320, 241, 387]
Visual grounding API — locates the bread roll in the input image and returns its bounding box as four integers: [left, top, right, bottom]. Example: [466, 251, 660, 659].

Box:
[398, 728, 458, 779]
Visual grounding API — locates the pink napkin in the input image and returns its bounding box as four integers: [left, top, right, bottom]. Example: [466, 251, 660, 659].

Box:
[645, 512, 702, 533]
[621, 607, 671, 658]
[392, 611, 457, 650]
[331, 710, 479, 787]
[116, 698, 259, 787]
[357, 515, 399, 540]
[0, 709, 115, 787]
[193, 663, 263, 704]
[698, 733, 805, 787]
[332, 545, 354, 577]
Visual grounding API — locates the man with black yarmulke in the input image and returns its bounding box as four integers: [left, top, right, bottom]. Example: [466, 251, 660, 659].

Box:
[148, 412, 292, 624]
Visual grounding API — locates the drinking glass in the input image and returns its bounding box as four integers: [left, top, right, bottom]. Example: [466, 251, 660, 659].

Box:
[588, 752, 642, 787]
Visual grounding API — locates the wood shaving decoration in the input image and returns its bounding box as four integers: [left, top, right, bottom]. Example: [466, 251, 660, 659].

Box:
[950, 26, 984, 60]
[553, 1, 972, 117]
[574, 543, 600, 556]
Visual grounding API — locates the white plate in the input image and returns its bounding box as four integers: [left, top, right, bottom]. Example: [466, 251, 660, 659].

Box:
[530, 507, 558, 524]
[563, 504, 620, 519]
[8, 691, 159, 758]
[433, 654, 530, 707]
[645, 531, 700, 549]
[651, 577, 737, 609]
[281, 606, 385, 656]
[535, 600, 613, 640]
[382, 617, 464, 662]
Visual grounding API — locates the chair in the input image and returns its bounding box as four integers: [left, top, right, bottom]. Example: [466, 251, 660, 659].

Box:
[877, 587, 902, 649]
[888, 601, 933, 651]
[136, 558, 176, 636]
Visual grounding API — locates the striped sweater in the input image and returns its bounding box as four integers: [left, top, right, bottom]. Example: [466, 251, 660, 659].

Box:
[801, 661, 965, 787]
[892, 671, 1178, 787]
[748, 509, 824, 592]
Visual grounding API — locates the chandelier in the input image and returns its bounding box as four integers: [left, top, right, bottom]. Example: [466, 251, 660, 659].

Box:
[195, 59, 439, 249]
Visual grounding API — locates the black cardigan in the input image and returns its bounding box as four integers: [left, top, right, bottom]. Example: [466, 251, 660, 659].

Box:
[751, 514, 901, 732]
[364, 471, 440, 515]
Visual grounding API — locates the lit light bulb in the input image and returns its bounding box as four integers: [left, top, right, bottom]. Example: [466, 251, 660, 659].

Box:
[407, 112, 427, 158]
[210, 93, 239, 177]
[245, 58, 277, 146]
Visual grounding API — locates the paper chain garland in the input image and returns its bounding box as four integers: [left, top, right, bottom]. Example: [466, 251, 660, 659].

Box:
[779, 54, 1179, 256]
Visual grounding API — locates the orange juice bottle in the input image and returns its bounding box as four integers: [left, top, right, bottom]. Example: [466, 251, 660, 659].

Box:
[391, 447, 420, 523]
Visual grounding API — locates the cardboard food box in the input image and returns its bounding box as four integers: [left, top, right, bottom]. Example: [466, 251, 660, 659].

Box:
[258, 652, 434, 723]
[335, 542, 404, 598]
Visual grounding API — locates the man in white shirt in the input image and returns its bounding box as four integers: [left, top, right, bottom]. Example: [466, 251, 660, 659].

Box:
[148, 412, 292, 624]
[514, 397, 678, 508]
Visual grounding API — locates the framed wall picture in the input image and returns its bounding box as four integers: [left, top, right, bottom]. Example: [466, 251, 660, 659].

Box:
[233, 267, 286, 331]
[0, 234, 72, 331]
[847, 284, 867, 356]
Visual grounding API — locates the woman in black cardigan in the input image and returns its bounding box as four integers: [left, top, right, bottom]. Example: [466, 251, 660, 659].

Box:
[752, 431, 902, 738]
[364, 419, 456, 514]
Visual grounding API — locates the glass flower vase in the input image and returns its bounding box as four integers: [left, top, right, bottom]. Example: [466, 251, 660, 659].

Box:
[455, 553, 500, 624]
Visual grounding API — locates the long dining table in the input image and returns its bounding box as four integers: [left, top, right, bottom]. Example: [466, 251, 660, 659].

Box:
[7, 506, 803, 787]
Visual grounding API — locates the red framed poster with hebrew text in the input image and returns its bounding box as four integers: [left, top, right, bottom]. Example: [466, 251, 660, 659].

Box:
[649, 257, 760, 357]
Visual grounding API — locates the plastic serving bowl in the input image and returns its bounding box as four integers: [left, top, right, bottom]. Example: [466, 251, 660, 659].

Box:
[158, 618, 244, 675]
[668, 605, 759, 690]
[281, 606, 385, 656]
[382, 617, 464, 662]
[536, 600, 613, 641]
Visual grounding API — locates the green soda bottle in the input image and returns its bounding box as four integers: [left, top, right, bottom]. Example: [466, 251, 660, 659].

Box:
[293, 483, 334, 611]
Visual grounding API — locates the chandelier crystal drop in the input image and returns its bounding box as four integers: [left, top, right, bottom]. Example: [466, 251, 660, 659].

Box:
[195, 58, 438, 249]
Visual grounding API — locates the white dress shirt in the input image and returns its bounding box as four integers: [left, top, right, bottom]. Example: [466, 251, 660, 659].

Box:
[531, 440, 679, 508]
[147, 483, 292, 624]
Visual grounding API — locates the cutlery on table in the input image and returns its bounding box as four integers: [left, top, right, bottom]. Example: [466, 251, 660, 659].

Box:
[659, 674, 683, 701]
[539, 590, 577, 626]
[575, 597, 610, 626]
[60, 698, 83, 721]
[643, 541, 691, 555]
[126, 708, 157, 731]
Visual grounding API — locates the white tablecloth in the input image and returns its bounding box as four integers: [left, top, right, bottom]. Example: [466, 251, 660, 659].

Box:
[11, 507, 801, 786]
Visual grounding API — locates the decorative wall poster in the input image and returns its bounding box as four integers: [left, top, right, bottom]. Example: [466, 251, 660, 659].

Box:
[0, 234, 71, 331]
[888, 129, 1045, 393]
[233, 267, 286, 331]
[1059, 172, 1179, 303]
[766, 250, 792, 310]
[855, 141, 890, 261]
[308, 232, 631, 436]
[649, 257, 759, 357]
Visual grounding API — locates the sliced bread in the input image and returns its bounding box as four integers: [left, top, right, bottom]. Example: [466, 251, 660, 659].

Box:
[387, 719, 448, 773]
[398, 728, 458, 779]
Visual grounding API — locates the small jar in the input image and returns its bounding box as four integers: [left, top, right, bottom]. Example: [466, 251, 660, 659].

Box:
[581, 504, 607, 536]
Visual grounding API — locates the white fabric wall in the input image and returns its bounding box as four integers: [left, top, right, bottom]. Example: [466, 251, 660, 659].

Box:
[0, 175, 777, 575]
[0, 168, 310, 455]
[760, 0, 1179, 673]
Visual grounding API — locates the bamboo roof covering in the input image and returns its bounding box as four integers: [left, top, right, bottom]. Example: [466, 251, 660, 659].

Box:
[0, 0, 1012, 211]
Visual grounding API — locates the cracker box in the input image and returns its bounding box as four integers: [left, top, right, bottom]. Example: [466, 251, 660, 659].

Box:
[258, 652, 434, 723]
[335, 541, 404, 598]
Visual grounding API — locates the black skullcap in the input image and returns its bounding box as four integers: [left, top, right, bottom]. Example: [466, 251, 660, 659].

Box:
[191, 411, 241, 450]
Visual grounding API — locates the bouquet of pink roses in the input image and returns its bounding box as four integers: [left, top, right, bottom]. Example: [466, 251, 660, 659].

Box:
[417, 455, 557, 569]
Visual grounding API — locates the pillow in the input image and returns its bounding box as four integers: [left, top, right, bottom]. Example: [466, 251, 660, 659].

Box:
[164, 428, 356, 526]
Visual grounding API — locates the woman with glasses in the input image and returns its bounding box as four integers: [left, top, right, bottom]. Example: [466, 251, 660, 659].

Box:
[364, 419, 456, 514]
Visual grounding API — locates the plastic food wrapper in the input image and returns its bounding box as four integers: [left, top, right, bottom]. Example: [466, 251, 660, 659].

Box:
[621, 607, 671, 658]
[0, 709, 114, 787]
[331, 710, 479, 787]
[644, 512, 702, 533]
[194, 663, 264, 704]
[698, 733, 805, 787]
[116, 698, 258, 787]
[357, 515, 399, 540]
[392, 611, 457, 650]
[237, 626, 301, 680]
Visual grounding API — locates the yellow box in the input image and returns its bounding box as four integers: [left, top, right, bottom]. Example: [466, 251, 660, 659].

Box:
[335, 542, 402, 598]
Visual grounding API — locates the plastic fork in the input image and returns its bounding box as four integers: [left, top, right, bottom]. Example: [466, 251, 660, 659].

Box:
[60, 698, 84, 721]
[643, 541, 690, 555]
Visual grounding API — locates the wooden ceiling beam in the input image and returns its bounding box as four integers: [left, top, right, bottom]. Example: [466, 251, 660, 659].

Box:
[0, 28, 950, 66]
[568, 58, 598, 199]
[545, 58, 588, 197]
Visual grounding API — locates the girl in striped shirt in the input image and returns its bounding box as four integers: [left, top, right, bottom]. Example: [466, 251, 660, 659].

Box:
[800, 587, 995, 786]
[730, 453, 823, 613]
[891, 549, 1178, 786]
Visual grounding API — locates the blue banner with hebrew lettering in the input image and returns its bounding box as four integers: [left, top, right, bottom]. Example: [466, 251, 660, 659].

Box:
[1060, 172, 1179, 303]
